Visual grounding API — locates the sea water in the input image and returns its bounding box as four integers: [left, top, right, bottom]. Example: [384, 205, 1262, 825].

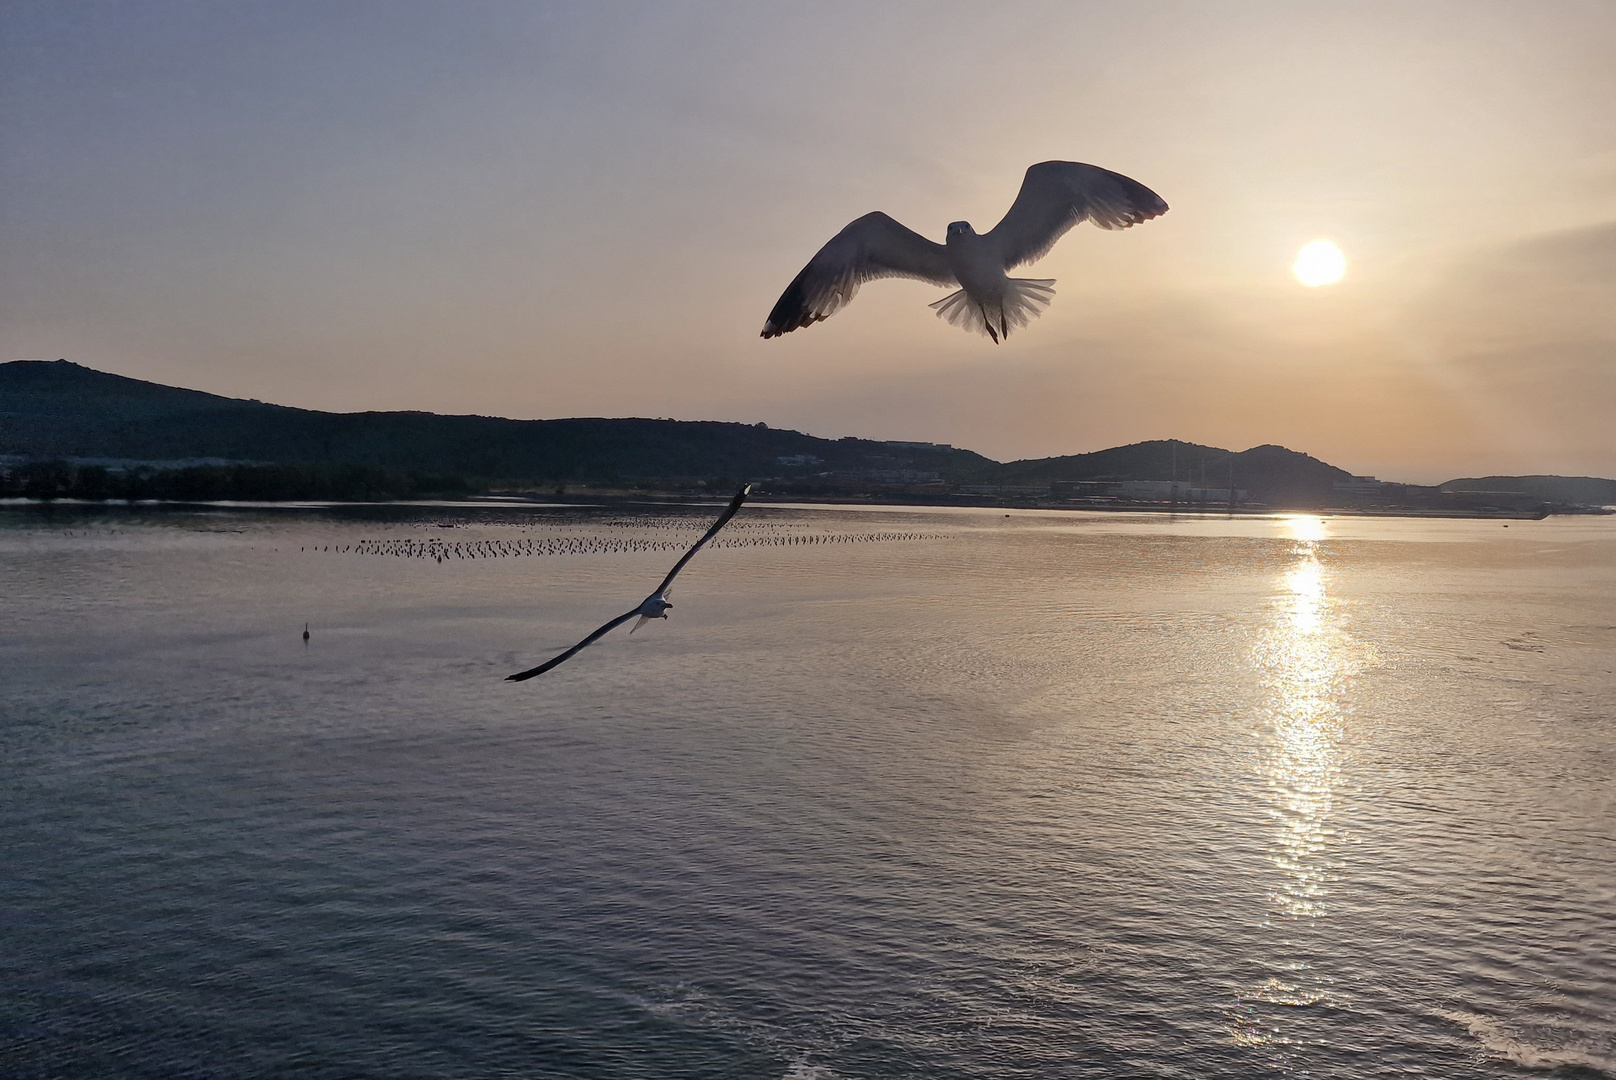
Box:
[3, 503, 1613, 1078]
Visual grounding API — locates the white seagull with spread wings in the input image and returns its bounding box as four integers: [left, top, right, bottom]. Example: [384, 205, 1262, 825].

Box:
[506, 485, 750, 682]
[761, 161, 1168, 344]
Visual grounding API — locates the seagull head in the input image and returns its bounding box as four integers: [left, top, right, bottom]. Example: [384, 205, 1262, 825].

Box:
[946, 221, 975, 238]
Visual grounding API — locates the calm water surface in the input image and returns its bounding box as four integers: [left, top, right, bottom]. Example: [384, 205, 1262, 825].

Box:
[3, 503, 1613, 1078]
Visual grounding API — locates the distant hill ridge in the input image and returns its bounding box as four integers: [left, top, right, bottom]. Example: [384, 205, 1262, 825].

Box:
[1442, 475, 1616, 506]
[0, 359, 997, 485]
[4, 360, 1608, 505]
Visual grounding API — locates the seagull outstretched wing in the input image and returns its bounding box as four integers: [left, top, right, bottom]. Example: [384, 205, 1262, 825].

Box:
[505, 609, 640, 682]
[986, 161, 1169, 271]
[505, 485, 751, 681]
[761, 213, 955, 338]
[652, 484, 750, 598]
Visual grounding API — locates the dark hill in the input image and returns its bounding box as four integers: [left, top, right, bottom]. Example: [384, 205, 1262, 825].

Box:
[0, 360, 996, 484]
[11, 359, 1572, 512]
[1442, 475, 1616, 506]
[1000, 439, 1354, 507]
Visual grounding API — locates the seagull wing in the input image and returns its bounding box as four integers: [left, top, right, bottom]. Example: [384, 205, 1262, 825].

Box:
[985, 161, 1169, 271]
[506, 485, 750, 682]
[506, 608, 640, 681]
[761, 212, 956, 338]
[653, 484, 750, 598]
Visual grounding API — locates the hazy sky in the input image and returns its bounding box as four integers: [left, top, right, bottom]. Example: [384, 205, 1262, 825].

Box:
[4, 1, 1614, 481]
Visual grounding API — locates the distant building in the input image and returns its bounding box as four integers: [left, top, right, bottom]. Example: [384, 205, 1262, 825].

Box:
[1049, 480, 1117, 498]
[1440, 488, 1543, 513]
[775, 454, 824, 467]
[1333, 475, 1386, 495]
[1116, 480, 1245, 502]
[956, 483, 1050, 497]
[884, 440, 952, 450]
[832, 469, 942, 484]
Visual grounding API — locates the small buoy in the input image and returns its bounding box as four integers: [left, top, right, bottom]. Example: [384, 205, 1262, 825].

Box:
[303, 623, 310, 643]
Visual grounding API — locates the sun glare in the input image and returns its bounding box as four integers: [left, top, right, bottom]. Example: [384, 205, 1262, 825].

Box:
[1292, 240, 1346, 287]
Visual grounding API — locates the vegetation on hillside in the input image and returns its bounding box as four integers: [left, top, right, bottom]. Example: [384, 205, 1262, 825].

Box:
[6, 360, 1607, 510]
[1, 460, 479, 502]
[0, 360, 995, 486]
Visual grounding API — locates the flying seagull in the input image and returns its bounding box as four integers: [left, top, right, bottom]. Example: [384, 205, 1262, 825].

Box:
[761, 161, 1168, 344]
[506, 484, 751, 681]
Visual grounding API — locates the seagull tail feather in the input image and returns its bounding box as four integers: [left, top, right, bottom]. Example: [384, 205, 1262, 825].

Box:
[929, 279, 1055, 341]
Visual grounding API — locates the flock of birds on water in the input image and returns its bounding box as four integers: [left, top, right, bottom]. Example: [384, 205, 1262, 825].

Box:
[299, 519, 936, 563]
[297, 491, 943, 678]
[308, 159, 1167, 677]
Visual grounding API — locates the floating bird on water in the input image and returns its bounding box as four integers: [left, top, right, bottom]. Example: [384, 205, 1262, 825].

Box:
[506, 485, 751, 681]
[761, 161, 1168, 343]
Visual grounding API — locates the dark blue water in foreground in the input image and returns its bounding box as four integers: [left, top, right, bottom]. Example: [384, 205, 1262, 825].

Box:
[3, 503, 1613, 1078]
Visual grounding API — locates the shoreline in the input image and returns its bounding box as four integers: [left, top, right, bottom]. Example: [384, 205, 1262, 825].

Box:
[3, 493, 1608, 520]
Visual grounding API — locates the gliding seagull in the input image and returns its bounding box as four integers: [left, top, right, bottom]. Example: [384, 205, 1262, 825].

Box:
[506, 485, 750, 681]
[761, 161, 1168, 343]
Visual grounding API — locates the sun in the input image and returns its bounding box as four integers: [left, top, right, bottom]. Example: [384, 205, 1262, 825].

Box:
[1292, 240, 1346, 287]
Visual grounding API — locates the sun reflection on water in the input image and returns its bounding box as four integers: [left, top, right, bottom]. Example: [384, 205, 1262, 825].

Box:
[1228, 516, 1374, 1056]
[1257, 516, 1354, 919]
